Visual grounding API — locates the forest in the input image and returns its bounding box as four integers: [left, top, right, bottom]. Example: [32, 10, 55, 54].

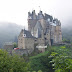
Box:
[0, 44, 72, 72]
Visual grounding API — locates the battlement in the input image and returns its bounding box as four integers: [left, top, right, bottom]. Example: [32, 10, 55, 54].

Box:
[28, 10, 62, 43]
[28, 10, 60, 25]
[28, 10, 44, 20]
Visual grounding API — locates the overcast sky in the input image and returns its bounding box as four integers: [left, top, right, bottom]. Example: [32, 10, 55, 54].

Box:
[0, 0, 72, 28]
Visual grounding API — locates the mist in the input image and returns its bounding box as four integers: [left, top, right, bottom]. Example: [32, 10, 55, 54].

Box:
[0, 0, 72, 27]
[0, 0, 72, 48]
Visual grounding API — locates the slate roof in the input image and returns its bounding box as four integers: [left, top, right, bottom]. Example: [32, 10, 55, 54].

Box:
[51, 23, 56, 26]
[44, 13, 53, 22]
[23, 29, 35, 38]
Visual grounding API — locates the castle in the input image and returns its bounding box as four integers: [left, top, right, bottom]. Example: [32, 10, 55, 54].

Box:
[18, 10, 62, 54]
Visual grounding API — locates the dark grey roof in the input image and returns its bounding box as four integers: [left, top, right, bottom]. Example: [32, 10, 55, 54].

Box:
[24, 29, 35, 38]
[44, 13, 53, 22]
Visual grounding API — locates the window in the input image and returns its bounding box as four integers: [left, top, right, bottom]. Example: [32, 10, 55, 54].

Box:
[23, 34, 26, 37]
[21, 42, 22, 43]
[35, 39, 37, 41]
[45, 38, 47, 40]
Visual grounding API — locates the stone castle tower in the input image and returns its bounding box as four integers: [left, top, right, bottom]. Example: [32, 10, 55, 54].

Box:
[28, 10, 62, 45]
[18, 10, 62, 54]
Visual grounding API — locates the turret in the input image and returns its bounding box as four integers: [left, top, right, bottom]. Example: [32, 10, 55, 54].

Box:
[53, 18, 60, 26]
[28, 12, 32, 19]
[32, 10, 37, 19]
[28, 10, 38, 32]
[38, 10, 44, 19]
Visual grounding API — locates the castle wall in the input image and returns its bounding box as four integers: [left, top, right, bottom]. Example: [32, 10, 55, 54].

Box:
[12, 49, 28, 56]
[51, 25, 57, 43]
[18, 29, 35, 54]
[18, 35, 34, 51]
[24, 38, 34, 51]
[45, 32, 51, 45]
[28, 19, 38, 32]
[53, 25, 62, 43]
[37, 38, 45, 46]
[4, 45, 13, 53]
[39, 19, 46, 33]
[58, 26, 62, 42]
[37, 48, 45, 53]
[18, 30, 24, 49]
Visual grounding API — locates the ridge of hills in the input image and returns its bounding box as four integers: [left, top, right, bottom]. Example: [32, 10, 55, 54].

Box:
[62, 20, 72, 41]
[0, 22, 23, 48]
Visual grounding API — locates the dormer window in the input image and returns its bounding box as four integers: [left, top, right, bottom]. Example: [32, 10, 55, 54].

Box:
[23, 34, 26, 37]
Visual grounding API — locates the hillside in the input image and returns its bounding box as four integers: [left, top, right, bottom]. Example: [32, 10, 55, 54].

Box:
[0, 22, 23, 48]
[62, 20, 72, 42]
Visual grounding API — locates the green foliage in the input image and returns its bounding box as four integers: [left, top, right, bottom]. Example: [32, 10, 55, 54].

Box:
[29, 45, 72, 72]
[22, 54, 29, 62]
[13, 42, 17, 48]
[30, 47, 54, 72]
[38, 70, 42, 72]
[60, 46, 66, 48]
[62, 38, 70, 43]
[0, 49, 30, 72]
[32, 71, 36, 72]
[49, 45, 72, 72]
[51, 52, 58, 56]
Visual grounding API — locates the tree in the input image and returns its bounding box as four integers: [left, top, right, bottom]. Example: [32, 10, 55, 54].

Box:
[30, 50, 54, 72]
[49, 46, 72, 72]
[62, 38, 70, 43]
[0, 49, 30, 72]
[38, 70, 42, 72]
[13, 42, 17, 48]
